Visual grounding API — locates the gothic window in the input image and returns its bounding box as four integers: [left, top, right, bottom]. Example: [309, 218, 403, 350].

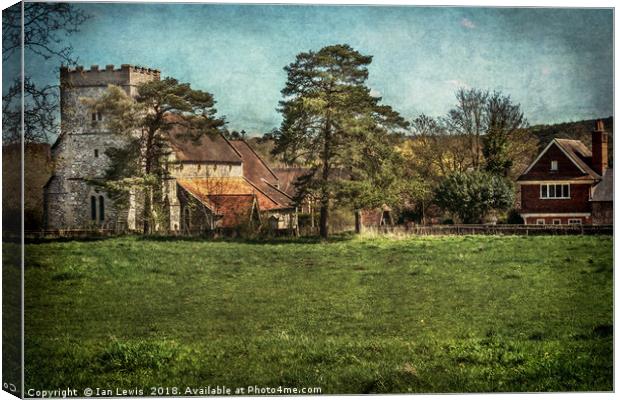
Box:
[90, 196, 97, 220]
[99, 196, 105, 221]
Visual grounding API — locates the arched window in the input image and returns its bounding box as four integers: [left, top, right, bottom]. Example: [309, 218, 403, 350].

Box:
[98, 196, 105, 221]
[90, 196, 97, 220]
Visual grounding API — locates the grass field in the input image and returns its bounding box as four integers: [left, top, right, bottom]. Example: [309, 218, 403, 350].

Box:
[24, 234, 612, 393]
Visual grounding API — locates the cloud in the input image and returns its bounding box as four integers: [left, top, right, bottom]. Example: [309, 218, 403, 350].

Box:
[541, 66, 552, 76]
[369, 88, 382, 98]
[461, 18, 476, 29]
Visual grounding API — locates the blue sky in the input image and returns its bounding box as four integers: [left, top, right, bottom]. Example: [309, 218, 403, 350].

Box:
[21, 3, 614, 136]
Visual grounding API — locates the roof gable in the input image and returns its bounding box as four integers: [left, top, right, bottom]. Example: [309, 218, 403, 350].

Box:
[518, 139, 601, 181]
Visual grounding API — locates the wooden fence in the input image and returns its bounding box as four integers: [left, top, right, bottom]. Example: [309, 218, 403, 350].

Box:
[14, 223, 613, 241]
[362, 224, 613, 236]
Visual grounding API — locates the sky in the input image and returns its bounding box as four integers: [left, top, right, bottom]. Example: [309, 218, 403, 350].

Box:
[17, 3, 615, 136]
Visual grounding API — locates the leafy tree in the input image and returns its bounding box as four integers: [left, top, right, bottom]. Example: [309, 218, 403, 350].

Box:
[434, 171, 514, 224]
[273, 44, 408, 238]
[2, 3, 90, 143]
[223, 129, 247, 140]
[92, 78, 225, 233]
[482, 91, 526, 175]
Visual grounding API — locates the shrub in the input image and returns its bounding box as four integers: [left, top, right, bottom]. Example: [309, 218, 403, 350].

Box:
[506, 209, 524, 224]
[434, 171, 514, 224]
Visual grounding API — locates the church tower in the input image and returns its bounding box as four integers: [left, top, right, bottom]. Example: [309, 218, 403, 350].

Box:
[44, 64, 160, 230]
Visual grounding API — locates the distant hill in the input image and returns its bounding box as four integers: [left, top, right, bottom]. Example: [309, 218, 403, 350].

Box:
[529, 116, 613, 166]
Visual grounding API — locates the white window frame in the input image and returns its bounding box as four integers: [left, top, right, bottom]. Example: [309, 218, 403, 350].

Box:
[568, 219, 582, 225]
[550, 160, 558, 171]
[536, 219, 545, 225]
[540, 183, 570, 199]
[552, 219, 562, 225]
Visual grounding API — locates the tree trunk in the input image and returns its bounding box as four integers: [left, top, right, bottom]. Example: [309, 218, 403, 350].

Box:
[319, 199, 329, 239]
[355, 210, 362, 234]
[319, 107, 332, 240]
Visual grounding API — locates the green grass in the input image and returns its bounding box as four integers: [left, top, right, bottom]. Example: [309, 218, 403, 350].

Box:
[24, 234, 612, 393]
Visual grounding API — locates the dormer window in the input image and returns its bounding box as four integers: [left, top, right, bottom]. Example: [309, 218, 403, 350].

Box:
[550, 160, 558, 171]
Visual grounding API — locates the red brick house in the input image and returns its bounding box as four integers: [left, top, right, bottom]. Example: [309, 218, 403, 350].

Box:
[517, 120, 612, 225]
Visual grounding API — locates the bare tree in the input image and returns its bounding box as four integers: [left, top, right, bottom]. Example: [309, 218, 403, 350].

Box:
[2, 3, 90, 143]
[445, 88, 489, 169]
[3, 3, 89, 63]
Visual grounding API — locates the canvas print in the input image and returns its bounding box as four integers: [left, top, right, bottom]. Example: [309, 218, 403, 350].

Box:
[1, 1, 614, 397]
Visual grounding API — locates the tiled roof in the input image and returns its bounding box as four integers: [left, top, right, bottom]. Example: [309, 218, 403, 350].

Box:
[229, 140, 294, 208]
[592, 168, 613, 202]
[165, 115, 242, 164]
[209, 195, 257, 228]
[177, 177, 280, 211]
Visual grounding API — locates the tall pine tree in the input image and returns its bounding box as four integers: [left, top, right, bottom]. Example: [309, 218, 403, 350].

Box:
[273, 44, 407, 238]
[92, 77, 225, 234]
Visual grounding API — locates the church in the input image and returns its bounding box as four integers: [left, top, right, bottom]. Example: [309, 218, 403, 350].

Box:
[43, 64, 297, 233]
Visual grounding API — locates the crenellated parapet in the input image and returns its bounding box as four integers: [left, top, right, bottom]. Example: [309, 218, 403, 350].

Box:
[60, 63, 161, 87]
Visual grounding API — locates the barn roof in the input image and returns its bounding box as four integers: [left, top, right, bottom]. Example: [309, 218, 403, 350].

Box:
[591, 168, 613, 202]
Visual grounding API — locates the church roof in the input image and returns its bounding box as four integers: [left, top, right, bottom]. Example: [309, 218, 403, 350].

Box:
[208, 194, 258, 228]
[273, 167, 311, 198]
[229, 140, 293, 208]
[165, 115, 242, 164]
[176, 177, 290, 212]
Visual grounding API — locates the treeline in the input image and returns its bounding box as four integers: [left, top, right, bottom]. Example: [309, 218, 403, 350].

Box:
[530, 117, 613, 165]
[244, 55, 613, 234]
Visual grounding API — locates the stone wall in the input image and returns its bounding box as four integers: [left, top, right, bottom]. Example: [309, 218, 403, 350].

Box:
[45, 64, 160, 231]
[167, 162, 243, 179]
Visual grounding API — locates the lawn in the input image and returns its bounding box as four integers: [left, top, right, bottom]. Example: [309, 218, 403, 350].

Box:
[23, 234, 612, 393]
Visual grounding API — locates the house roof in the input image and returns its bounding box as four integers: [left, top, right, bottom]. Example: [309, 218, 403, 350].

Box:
[166, 116, 242, 164]
[591, 168, 613, 202]
[554, 139, 601, 179]
[518, 138, 602, 181]
[229, 140, 293, 207]
[176, 177, 286, 212]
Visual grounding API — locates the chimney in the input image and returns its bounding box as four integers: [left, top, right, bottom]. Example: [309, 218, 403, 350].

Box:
[591, 119, 608, 175]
